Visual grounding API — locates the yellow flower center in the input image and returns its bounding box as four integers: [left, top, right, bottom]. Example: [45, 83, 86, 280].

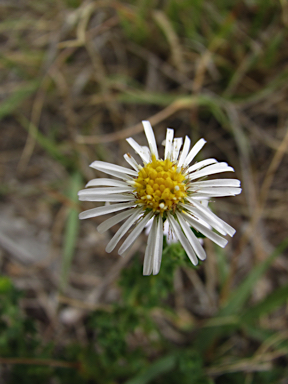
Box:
[133, 156, 187, 214]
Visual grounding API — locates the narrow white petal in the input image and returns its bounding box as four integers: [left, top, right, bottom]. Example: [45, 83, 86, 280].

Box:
[187, 158, 217, 173]
[105, 208, 143, 253]
[176, 212, 206, 260]
[183, 203, 227, 236]
[164, 128, 174, 160]
[118, 211, 153, 255]
[167, 214, 198, 265]
[89, 167, 132, 181]
[143, 218, 157, 275]
[86, 178, 129, 188]
[124, 153, 141, 171]
[188, 162, 234, 181]
[142, 121, 158, 159]
[183, 212, 228, 248]
[188, 187, 242, 197]
[79, 186, 134, 195]
[90, 161, 137, 177]
[171, 137, 183, 162]
[153, 216, 164, 275]
[97, 209, 134, 233]
[183, 138, 206, 166]
[126, 138, 150, 163]
[191, 179, 241, 188]
[79, 202, 136, 220]
[186, 198, 236, 237]
[79, 193, 135, 202]
[178, 136, 191, 167]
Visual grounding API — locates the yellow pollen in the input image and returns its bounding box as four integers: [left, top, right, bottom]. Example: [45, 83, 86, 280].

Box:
[133, 155, 187, 214]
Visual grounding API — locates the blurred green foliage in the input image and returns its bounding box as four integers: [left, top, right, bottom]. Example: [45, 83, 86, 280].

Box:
[1, 236, 288, 383]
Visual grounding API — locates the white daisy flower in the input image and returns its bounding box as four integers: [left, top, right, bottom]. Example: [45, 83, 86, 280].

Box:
[78, 121, 241, 275]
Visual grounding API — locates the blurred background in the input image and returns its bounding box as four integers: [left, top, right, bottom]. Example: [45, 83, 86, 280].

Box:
[1, 0, 288, 383]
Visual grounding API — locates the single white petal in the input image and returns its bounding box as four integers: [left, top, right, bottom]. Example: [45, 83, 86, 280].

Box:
[187, 187, 242, 197]
[167, 214, 198, 265]
[79, 193, 135, 202]
[153, 216, 164, 275]
[79, 202, 136, 220]
[126, 137, 150, 163]
[176, 212, 206, 260]
[79, 186, 134, 195]
[178, 136, 191, 168]
[187, 158, 217, 173]
[182, 212, 228, 248]
[191, 179, 241, 188]
[86, 178, 129, 188]
[90, 160, 137, 177]
[124, 153, 141, 171]
[186, 198, 236, 237]
[106, 208, 143, 253]
[171, 137, 183, 162]
[118, 211, 153, 255]
[143, 218, 157, 276]
[142, 120, 159, 159]
[164, 128, 174, 160]
[97, 209, 135, 233]
[89, 167, 132, 181]
[183, 138, 206, 167]
[188, 162, 234, 181]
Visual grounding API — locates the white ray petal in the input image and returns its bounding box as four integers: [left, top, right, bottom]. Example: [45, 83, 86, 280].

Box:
[124, 153, 141, 171]
[183, 138, 206, 166]
[143, 218, 157, 276]
[176, 212, 206, 260]
[78, 193, 135, 202]
[191, 179, 241, 188]
[79, 202, 136, 220]
[118, 211, 153, 255]
[188, 187, 242, 197]
[164, 128, 174, 160]
[142, 120, 158, 159]
[105, 208, 143, 253]
[167, 214, 198, 265]
[183, 212, 228, 248]
[187, 198, 236, 237]
[171, 137, 183, 162]
[90, 161, 137, 176]
[187, 158, 217, 173]
[85, 178, 129, 188]
[126, 138, 150, 163]
[178, 136, 191, 168]
[153, 216, 164, 275]
[79, 186, 134, 195]
[97, 209, 135, 233]
[188, 162, 234, 181]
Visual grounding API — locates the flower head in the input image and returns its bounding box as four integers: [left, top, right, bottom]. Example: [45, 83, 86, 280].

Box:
[79, 121, 241, 275]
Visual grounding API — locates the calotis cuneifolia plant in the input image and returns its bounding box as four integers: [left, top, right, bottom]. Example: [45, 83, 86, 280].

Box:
[79, 121, 241, 275]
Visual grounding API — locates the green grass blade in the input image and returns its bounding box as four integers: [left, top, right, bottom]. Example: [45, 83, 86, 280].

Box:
[194, 236, 288, 353]
[60, 172, 82, 291]
[17, 114, 73, 168]
[125, 355, 176, 384]
[242, 283, 288, 324]
[0, 82, 39, 121]
[220, 237, 288, 317]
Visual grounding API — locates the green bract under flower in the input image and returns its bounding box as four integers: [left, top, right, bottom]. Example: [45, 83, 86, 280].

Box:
[78, 121, 241, 275]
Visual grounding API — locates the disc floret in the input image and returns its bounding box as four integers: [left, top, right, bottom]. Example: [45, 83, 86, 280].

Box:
[133, 155, 187, 214]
